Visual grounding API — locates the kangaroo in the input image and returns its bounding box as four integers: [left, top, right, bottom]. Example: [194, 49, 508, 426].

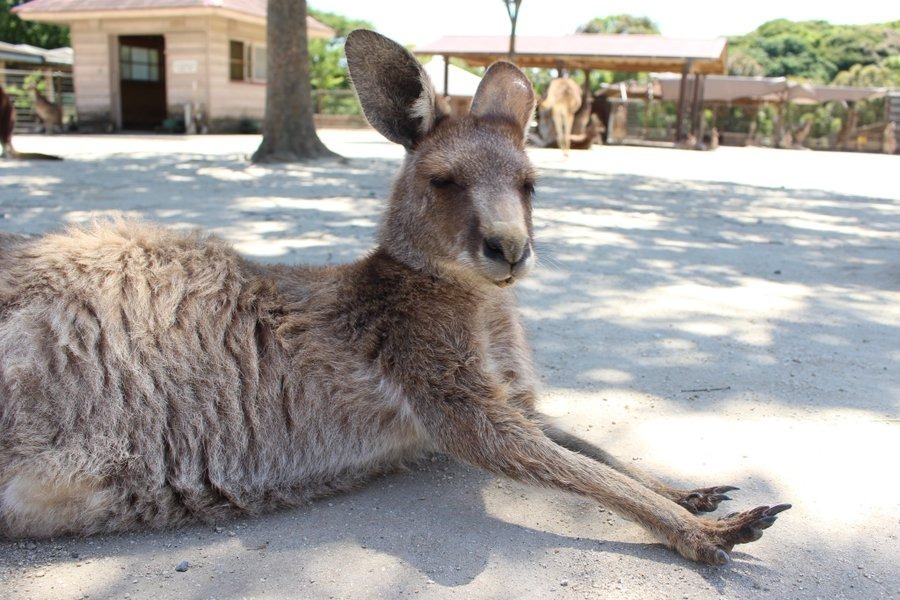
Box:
[0, 84, 61, 160]
[540, 77, 582, 156]
[0, 30, 788, 565]
[24, 81, 63, 134]
[0, 84, 14, 158]
[883, 121, 896, 155]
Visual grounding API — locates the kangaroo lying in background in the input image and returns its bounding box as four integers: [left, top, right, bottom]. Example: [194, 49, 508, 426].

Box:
[0, 30, 788, 565]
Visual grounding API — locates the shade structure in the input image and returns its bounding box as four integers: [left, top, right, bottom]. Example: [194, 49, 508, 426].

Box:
[414, 34, 727, 75]
[655, 75, 887, 105]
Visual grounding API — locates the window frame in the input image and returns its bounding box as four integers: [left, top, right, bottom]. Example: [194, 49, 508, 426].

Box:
[120, 43, 161, 83]
[229, 39, 267, 83]
[229, 40, 246, 81]
[250, 44, 267, 82]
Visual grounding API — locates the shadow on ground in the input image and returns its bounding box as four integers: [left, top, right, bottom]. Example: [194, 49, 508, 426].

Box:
[0, 149, 897, 598]
[526, 168, 899, 414]
[0, 456, 791, 598]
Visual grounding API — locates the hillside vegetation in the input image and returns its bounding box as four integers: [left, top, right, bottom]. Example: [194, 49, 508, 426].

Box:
[727, 19, 900, 87]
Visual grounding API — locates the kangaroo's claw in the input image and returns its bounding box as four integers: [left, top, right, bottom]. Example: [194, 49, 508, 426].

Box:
[681, 503, 792, 565]
[678, 485, 740, 513]
[716, 503, 792, 549]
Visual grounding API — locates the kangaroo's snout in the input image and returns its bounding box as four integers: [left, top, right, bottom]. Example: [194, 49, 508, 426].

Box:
[479, 221, 533, 286]
[483, 233, 531, 268]
[469, 186, 535, 286]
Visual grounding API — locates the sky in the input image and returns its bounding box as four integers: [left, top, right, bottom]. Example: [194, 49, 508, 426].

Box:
[308, 0, 899, 45]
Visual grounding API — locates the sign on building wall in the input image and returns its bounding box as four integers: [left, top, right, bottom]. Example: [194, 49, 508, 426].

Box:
[173, 59, 198, 75]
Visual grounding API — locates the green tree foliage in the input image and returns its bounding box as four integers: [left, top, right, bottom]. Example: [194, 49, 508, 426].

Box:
[821, 24, 900, 73]
[0, 0, 70, 48]
[833, 59, 900, 87]
[577, 14, 659, 35]
[307, 8, 372, 90]
[726, 50, 766, 77]
[728, 19, 900, 84]
[305, 8, 373, 115]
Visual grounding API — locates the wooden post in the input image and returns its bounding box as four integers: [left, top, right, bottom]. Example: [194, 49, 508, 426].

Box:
[775, 96, 786, 148]
[442, 55, 450, 97]
[690, 73, 706, 142]
[675, 60, 692, 142]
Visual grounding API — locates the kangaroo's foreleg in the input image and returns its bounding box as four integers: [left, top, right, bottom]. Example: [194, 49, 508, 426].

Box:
[419, 393, 789, 565]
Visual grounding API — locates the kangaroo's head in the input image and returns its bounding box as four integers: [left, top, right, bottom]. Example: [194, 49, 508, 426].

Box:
[346, 30, 537, 288]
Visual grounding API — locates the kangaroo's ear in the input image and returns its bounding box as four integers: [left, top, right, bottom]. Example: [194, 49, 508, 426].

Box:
[470, 61, 536, 137]
[345, 29, 448, 150]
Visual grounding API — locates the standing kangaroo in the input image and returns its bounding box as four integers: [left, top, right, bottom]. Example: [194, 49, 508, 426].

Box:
[540, 77, 583, 156]
[0, 30, 788, 565]
[25, 82, 62, 134]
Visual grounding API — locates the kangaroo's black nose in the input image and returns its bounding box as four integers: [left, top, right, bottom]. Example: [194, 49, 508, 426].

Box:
[483, 236, 530, 266]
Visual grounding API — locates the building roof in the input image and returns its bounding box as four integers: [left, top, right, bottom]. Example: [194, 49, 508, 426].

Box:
[0, 41, 73, 66]
[414, 34, 728, 75]
[12, 0, 334, 36]
[655, 74, 888, 105]
[656, 74, 789, 103]
[14, 0, 267, 18]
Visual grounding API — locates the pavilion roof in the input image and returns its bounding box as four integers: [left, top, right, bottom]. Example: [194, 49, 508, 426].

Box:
[414, 34, 728, 75]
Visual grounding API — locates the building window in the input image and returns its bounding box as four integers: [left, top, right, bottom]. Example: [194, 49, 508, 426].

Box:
[121, 44, 160, 82]
[251, 45, 267, 81]
[229, 40, 267, 82]
[229, 40, 245, 81]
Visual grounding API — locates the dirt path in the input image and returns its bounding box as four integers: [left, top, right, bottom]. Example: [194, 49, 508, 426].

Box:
[1, 132, 898, 599]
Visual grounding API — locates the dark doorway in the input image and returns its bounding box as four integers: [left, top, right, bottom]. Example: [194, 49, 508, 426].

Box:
[119, 35, 166, 130]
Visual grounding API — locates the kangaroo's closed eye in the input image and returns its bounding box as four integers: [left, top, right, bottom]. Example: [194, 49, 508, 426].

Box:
[430, 176, 456, 189]
[522, 180, 536, 196]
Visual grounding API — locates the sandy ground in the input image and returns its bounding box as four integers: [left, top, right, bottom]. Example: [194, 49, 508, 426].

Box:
[0, 130, 898, 599]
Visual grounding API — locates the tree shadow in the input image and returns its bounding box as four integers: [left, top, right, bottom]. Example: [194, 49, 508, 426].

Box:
[1, 153, 398, 266]
[0, 146, 897, 596]
[523, 170, 899, 415]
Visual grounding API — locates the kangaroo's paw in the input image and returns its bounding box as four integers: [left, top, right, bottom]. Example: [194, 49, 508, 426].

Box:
[677, 485, 739, 514]
[686, 503, 792, 565]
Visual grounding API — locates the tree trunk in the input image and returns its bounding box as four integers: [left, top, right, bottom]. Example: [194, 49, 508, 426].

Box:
[252, 0, 336, 163]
